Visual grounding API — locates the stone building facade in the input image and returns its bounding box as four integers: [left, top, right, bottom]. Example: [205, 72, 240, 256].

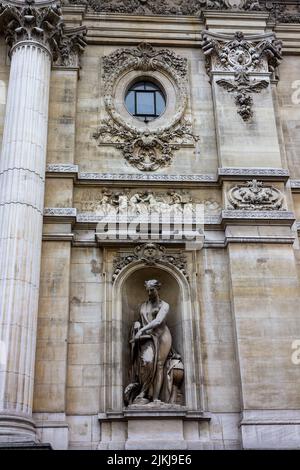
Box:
[0, 0, 300, 450]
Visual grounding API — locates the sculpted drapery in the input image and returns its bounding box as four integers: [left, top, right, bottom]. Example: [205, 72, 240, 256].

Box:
[124, 279, 184, 406]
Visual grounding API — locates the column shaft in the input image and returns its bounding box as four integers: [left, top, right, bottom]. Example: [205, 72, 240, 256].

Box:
[0, 42, 51, 441]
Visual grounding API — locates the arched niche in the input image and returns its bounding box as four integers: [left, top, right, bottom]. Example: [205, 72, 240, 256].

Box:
[121, 266, 185, 403]
[108, 260, 203, 413]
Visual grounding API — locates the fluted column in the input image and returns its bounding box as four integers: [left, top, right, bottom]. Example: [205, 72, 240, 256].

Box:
[0, 0, 84, 443]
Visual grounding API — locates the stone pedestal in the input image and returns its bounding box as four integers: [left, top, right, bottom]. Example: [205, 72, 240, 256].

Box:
[98, 410, 212, 450]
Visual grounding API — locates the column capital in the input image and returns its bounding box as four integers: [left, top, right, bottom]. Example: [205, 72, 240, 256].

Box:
[0, 0, 87, 63]
[201, 30, 282, 76]
[200, 30, 282, 120]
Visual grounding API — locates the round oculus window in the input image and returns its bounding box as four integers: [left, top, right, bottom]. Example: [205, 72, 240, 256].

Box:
[125, 81, 166, 122]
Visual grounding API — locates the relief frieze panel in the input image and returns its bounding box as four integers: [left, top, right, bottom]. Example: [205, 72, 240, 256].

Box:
[74, 188, 222, 217]
[62, 1, 300, 23]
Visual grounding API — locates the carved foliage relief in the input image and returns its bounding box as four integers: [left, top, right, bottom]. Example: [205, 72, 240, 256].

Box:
[227, 180, 285, 211]
[0, 1, 87, 66]
[64, 0, 231, 15]
[112, 243, 188, 281]
[93, 43, 198, 171]
[63, 1, 300, 23]
[201, 31, 282, 121]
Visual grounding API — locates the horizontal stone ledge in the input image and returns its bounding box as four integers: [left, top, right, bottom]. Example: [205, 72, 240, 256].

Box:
[43, 207, 77, 223]
[78, 172, 218, 185]
[45, 166, 292, 186]
[45, 166, 219, 186]
[224, 236, 295, 245]
[222, 210, 295, 226]
[290, 180, 300, 191]
[98, 410, 211, 421]
[0, 442, 52, 450]
[42, 233, 74, 242]
[46, 164, 78, 179]
[241, 409, 300, 424]
[52, 65, 80, 73]
[218, 167, 289, 182]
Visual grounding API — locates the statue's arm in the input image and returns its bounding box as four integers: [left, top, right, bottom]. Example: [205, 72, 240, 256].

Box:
[138, 302, 169, 334]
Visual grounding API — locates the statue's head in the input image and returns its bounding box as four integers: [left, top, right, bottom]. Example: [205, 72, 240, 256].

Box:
[145, 279, 161, 301]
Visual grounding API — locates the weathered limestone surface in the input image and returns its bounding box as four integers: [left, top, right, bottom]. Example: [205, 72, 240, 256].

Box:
[47, 69, 79, 165]
[277, 57, 300, 179]
[33, 242, 71, 413]
[228, 243, 300, 409]
[66, 247, 103, 416]
[0, 40, 8, 151]
[0, 2, 300, 450]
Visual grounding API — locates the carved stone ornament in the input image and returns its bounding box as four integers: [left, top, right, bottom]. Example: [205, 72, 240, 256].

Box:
[227, 180, 285, 211]
[62, 1, 300, 23]
[76, 188, 221, 217]
[201, 31, 282, 121]
[93, 42, 198, 171]
[112, 243, 188, 281]
[260, 1, 300, 24]
[63, 0, 231, 15]
[0, 0, 87, 65]
[125, 279, 184, 407]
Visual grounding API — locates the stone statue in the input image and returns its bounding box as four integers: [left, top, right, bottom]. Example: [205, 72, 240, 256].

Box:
[95, 191, 112, 216]
[124, 279, 184, 406]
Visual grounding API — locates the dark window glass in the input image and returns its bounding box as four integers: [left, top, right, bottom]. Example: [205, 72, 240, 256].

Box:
[125, 81, 166, 121]
[125, 91, 135, 115]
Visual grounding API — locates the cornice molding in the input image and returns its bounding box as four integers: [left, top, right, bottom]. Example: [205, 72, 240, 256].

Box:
[222, 209, 295, 226]
[45, 165, 290, 186]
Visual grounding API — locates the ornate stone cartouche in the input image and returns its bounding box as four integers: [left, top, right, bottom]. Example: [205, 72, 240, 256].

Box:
[93, 42, 198, 171]
[227, 180, 285, 210]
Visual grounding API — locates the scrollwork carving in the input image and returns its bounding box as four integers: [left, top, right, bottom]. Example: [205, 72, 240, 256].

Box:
[93, 42, 198, 171]
[93, 118, 197, 172]
[227, 180, 285, 211]
[62, 1, 300, 23]
[112, 243, 188, 281]
[216, 73, 269, 121]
